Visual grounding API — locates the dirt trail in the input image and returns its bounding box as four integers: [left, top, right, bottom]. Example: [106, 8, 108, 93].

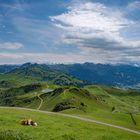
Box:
[37, 89, 54, 110]
[37, 95, 43, 110]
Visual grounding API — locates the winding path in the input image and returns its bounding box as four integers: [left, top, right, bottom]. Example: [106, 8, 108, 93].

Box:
[0, 106, 140, 135]
[37, 95, 43, 110]
[37, 89, 54, 110]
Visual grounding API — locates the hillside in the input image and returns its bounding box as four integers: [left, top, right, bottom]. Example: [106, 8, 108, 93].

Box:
[0, 82, 140, 132]
[0, 65, 18, 74]
[0, 63, 85, 87]
[49, 63, 140, 88]
[39, 86, 140, 131]
[1, 108, 140, 140]
[1, 63, 140, 88]
[0, 63, 140, 137]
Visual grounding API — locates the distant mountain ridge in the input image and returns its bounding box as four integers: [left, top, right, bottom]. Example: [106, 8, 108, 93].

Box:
[49, 63, 140, 87]
[0, 65, 18, 73]
[0, 63, 85, 87]
[0, 62, 140, 88]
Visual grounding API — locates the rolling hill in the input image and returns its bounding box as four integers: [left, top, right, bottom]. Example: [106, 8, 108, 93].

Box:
[1, 62, 140, 89]
[0, 63, 85, 87]
[1, 62, 140, 88]
[0, 63, 140, 139]
[0, 82, 140, 132]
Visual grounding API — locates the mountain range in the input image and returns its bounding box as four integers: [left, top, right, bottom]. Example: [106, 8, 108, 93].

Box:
[0, 63, 85, 87]
[0, 62, 140, 89]
[0, 62, 140, 139]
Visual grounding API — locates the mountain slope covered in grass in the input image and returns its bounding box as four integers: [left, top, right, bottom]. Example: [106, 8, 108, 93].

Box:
[1, 63, 140, 88]
[1, 108, 140, 140]
[49, 63, 140, 88]
[0, 65, 18, 74]
[0, 63, 85, 87]
[1, 82, 140, 132]
[0, 63, 140, 137]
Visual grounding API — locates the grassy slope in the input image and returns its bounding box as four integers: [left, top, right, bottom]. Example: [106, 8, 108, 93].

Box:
[34, 86, 140, 131]
[78, 85, 140, 131]
[1, 83, 140, 132]
[0, 73, 38, 87]
[0, 83, 57, 108]
[0, 108, 140, 140]
[40, 87, 100, 111]
[101, 86, 140, 111]
[0, 64, 85, 87]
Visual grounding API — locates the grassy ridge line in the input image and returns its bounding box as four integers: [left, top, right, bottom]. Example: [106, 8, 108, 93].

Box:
[98, 86, 136, 110]
[0, 106, 140, 135]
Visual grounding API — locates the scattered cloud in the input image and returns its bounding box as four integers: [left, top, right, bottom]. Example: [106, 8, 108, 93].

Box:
[49, 1, 140, 64]
[0, 51, 140, 65]
[11, 16, 64, 49]
[0, 0, 140, 64]
[0, 52, 92, 64]
[127, 1, 140, 11]
[0, 42, 23, 50]
[0, 1, 28, 17]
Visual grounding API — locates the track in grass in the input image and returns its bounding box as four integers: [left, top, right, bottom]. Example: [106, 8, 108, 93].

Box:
[0, 106, 140, 135]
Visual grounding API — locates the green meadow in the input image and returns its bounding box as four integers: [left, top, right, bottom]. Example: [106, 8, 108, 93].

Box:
[0, 108, 140, 140]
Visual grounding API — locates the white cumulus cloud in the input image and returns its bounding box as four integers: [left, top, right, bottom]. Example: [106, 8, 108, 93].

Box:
[50, 1, 140, 64]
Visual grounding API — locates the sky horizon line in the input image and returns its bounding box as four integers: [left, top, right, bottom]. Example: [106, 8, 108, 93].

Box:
[0, 62, 140, 67]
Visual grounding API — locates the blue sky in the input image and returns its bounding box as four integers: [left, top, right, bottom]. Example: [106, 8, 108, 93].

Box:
[0, 0, 140, 64]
